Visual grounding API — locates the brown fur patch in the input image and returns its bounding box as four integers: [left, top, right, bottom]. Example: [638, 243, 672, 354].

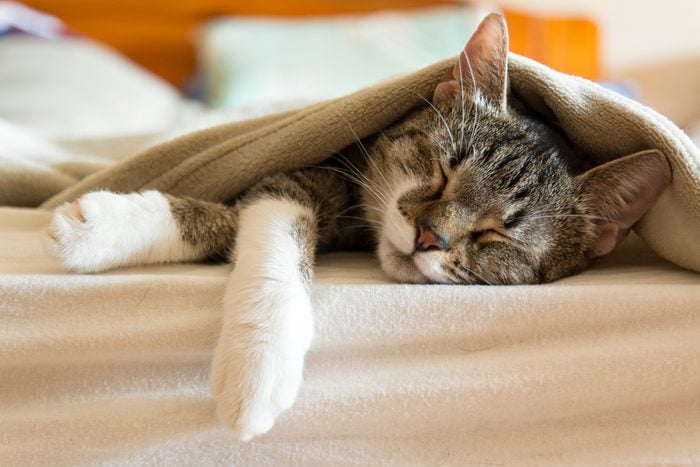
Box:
[167, 196, 239, 261]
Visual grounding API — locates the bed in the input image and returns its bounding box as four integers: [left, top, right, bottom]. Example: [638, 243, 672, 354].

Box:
[2, 2, 700, 465]
[3, 205, 700, 465]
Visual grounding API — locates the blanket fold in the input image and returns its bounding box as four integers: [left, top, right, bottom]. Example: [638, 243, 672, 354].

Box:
[41, 60, 449, 206]
[16, 54, 700, 272]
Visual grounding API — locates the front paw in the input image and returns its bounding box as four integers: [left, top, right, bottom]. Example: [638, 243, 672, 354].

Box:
[46, 190, 166, 272]
[210, 277, 313, 441]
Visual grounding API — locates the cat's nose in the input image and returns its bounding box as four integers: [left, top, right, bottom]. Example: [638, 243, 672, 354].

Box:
[415, 219, 449, 252]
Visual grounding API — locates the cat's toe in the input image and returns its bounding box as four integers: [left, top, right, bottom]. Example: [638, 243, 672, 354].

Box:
[49, 200, 82, 232]
[270, 356, 304, 413]
[221, 398, 275, 442]
[46, 191, 121, 272]
[46, 204, 69, 241]
[212, 363, 302, 441]
[56, 199, 86, 223]
[210, 338, 295, 442]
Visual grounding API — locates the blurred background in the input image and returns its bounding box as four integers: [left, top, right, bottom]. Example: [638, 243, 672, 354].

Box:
[1, 0, 699, 145]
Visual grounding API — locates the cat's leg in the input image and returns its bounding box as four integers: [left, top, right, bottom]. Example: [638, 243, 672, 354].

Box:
[47, 190, 237, 272]
[210, 168, 360, 441]
[211, 196, 315, 441]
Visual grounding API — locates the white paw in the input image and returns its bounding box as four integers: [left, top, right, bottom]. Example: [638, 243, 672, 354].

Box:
[47, 190, 174, 272]
[210, 273, 313, 441]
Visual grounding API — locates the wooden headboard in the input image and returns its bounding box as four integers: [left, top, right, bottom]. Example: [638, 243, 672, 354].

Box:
[23, 0, 599, 86]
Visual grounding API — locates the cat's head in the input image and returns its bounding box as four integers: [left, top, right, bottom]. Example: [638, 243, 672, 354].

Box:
[372, 13, 671, 285]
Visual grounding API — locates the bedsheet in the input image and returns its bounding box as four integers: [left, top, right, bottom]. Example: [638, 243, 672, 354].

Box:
[1, 207, 699, 465]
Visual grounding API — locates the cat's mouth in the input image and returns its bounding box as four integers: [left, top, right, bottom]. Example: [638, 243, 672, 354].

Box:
[377, 183, 451, 284]
[378, 238, 426, 284]
[382, 239, 451, 284]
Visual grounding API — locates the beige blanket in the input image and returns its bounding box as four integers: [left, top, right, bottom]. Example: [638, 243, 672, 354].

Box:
[20, 53, 699, 274]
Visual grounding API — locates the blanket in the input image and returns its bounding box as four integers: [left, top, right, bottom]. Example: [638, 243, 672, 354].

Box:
[9, 54, 689, 275]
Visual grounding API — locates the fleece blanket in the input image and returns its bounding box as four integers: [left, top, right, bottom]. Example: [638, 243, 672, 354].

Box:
[17, 53, 699, 275]
[2, 207, 699, 465]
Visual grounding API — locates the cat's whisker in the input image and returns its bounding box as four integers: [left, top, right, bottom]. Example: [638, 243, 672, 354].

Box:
[463, 52, 480, 158]
[337, 224, 377, 235]
[357, 204, 386, 216]
[342, 120, 394, 194]
[341, 168, 391, 209]
[332, 150, 380, 191]
[514, 213, 617, 224]
[321, 162, 390, 208]
[337, 215, 382, 227]
[446, 264, 471, 284]
[451, 261, 493, 286]
[334, 203, 364, 218]
[446, 266, 467, 284]
[314, 164, 370, 192]
[457, 50, 467, 151]
[363, 152, 393, 196]
[338, 118, 373, 161]
[411, 91, 457, 152]
[340, 174, 384, 205]
[337, 202, 384, 217]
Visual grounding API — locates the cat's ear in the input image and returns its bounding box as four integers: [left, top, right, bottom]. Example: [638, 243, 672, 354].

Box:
[578, 149, 671, 257]
[433, 13, 509, 109]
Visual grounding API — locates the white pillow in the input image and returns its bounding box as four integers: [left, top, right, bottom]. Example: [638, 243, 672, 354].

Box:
[0, 36, 183, 140]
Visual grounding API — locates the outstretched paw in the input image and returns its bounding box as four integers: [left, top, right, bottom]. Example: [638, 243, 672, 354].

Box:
[47, 190, 171, 272]
[210, 276, 313, 441]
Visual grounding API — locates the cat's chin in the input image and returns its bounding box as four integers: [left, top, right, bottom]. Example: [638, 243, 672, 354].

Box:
[378, 236, 455, 284]
[377, 237, 427, 283]
[412, 250, 451, 284]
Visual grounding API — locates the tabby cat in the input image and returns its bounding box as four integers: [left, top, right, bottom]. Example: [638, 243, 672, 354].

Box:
[47, 14, 670, 440]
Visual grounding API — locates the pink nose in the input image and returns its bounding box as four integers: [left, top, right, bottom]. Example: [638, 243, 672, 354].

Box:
[415, 221, 447, 251]
[417, 225, 440, 250]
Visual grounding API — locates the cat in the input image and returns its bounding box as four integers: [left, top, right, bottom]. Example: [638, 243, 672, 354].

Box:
[46, 14, 670, 441]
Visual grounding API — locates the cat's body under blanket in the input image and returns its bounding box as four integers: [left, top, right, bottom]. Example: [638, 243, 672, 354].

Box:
[46, 14, 675, 441]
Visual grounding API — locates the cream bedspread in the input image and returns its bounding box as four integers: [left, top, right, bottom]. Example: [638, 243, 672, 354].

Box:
[2, 207, 699, 465]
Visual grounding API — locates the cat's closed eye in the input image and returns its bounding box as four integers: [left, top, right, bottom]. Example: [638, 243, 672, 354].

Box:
[471, 229, 508, 245]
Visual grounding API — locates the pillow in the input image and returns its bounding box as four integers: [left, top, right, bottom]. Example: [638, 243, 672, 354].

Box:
[0, 36, 183, 140]
[197, 6, 484, 108]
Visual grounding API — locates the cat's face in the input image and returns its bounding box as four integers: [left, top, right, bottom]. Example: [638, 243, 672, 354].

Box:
[369, 14, 670, 285]
[373, 93, 595, 285]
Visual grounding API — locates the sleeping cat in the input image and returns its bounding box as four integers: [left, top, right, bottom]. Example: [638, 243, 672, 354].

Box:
[46, 14, 670, 441]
